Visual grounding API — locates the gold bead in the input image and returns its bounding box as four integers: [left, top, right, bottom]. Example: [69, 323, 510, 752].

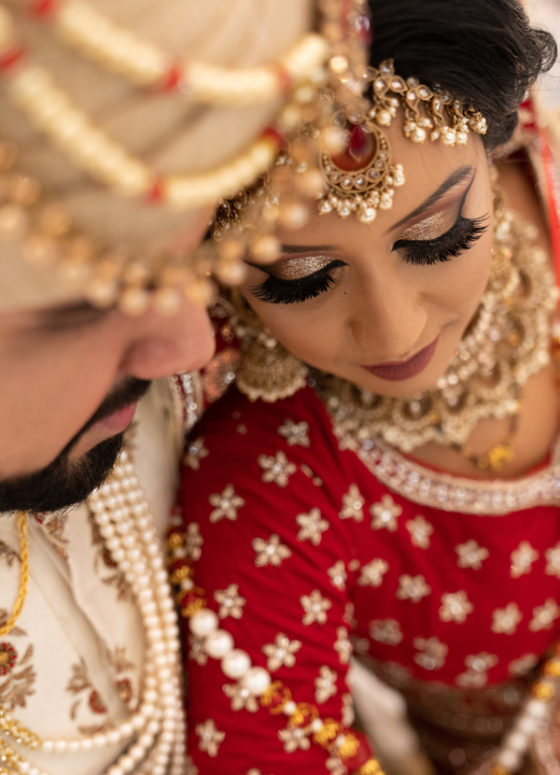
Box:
[544, 658, 560, 678]
[119, 286, 150, 316]
[153, 287, 182, 315]
[250, 234, 280, 264]
[532, 681, 555, 701]
[359, 761, 384, 775]
[279, 201, 309, 230]
[0, 204, 27, 239]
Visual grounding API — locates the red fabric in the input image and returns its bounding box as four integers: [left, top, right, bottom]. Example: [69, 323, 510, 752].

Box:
[179, 385, 560, 772]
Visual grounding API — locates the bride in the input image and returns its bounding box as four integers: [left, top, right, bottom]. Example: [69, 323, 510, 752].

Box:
[170, 1, 560, 772]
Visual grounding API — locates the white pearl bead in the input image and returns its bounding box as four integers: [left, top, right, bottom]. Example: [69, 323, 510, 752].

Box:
[205, 629, 234, 659]
[496, 748, 521, 771]
[526, 698, 548, 719]
[190, 608, 219, 637]
[517, 714, 539, 735]
[241, 667, 271, 696]
[505, 730, 528, 753]
[222, 649, 251, 679]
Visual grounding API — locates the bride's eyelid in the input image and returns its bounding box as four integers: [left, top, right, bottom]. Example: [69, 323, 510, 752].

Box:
[258, 254, 342, 281]
[392, 176, 475, 247]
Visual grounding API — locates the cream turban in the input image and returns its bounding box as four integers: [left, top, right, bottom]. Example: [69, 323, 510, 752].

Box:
[0, 0, 315, 310]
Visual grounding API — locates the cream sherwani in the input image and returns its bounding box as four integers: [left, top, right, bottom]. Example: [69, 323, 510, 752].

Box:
[0, 378, 184, 775]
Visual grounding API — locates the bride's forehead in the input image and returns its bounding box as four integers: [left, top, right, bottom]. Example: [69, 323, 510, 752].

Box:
[280, 144, 486, 245]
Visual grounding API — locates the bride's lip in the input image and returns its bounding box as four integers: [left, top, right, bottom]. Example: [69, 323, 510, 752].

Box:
[361, 336, 439, 381]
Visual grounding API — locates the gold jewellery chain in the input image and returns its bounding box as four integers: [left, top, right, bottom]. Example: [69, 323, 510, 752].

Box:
[0, 512, 29, 637]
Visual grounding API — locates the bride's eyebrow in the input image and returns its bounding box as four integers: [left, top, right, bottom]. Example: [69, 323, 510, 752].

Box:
[388, 164, 475, 233]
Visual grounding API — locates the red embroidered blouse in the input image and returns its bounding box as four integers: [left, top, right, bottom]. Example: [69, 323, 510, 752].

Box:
[178, 382, 560, 773]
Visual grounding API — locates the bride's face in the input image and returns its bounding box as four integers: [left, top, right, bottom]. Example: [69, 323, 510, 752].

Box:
[241, 121, 493, 398]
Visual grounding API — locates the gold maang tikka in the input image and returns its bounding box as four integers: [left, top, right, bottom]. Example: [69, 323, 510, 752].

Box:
[316, 59, 488, 223]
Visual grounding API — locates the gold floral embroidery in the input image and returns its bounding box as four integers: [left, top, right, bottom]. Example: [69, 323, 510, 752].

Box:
[413, 637, 448, 671]
[258, 451, 296, 487]
[326, 756, 346, 775]
[545, 542, 560, 578]
[397, 574, 430, 603]
[278, 420, 310, 447]
[491, 602, 522, 634]
[279, 725, 310, 752]
[184, 522, 203, 561]
[510, 541, 538, 578]
[35, 513, 69, 560]
[0, 542, 18, 567]
[183, 436, 209, 470]
[315, 665, 337, 703]
[209, 484, 244, 523]
[369, 618, 402, 645]
[223, 682, 259, 712]
[0, 613, 35, 711]
[529, 598, 560, 631]
[456, 653, 498, 688]
[358, 558, 389, 587]
[67, 648, 135, 735]
[214, 584, 246, 619]
[439, 591, 473, 623]
[296, 508, 329, 545]
[328, 561, 347, 590]
[196, 719, 225, 757]
[340, 485, 365, 521]
[189, 634, 208, 666]
[370, 494, 402, 532]
[301, 590, 331, 625]
[252, 535, 291, 567]
[405, 515, 433, 549]
[334, 627, 352, 664]
[262, 634, 301, 672]
[456, 539, 489, 570]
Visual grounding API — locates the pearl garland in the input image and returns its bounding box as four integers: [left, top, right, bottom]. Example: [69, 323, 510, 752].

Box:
[0, 448, 187, 775]
[21, 0, 328, 106]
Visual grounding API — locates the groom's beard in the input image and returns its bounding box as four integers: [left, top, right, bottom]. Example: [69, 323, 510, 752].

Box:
[0, 378, 150, 513]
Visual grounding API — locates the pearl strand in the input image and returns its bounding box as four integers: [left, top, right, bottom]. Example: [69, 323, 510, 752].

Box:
[89, 449, 186, 775]
[23, 0, 328, 105]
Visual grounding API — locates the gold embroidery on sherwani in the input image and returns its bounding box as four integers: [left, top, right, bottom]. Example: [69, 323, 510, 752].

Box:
[262, 633, 301, 672]
[66, 646, 136, 734]
[278, 419, 310, 447]
[0, 612, 35, 710]
[301, 590, 331, 625]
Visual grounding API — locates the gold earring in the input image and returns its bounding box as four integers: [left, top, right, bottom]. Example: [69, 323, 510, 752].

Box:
[227, 292, 308, 402]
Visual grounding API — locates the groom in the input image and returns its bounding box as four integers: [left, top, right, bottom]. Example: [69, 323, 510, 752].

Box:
[0, 1, 316, 772]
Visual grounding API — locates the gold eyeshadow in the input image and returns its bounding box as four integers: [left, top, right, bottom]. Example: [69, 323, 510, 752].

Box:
[397, 209, 457, 242]
[271, 255, 333, 280]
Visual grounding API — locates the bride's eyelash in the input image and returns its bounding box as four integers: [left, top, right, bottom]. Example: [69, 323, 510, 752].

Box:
[393, 214, 489, 265]
[250, 212, 489, 305]
[251, 260, 347, 305]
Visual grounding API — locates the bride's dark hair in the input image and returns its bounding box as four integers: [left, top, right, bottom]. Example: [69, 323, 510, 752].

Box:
[369, 0, 557, 149]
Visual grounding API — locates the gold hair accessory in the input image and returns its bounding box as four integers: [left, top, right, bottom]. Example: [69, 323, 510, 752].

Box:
[317, 60, 488, 223]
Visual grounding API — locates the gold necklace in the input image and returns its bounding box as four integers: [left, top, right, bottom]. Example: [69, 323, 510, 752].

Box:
[318, 196, 557, 470]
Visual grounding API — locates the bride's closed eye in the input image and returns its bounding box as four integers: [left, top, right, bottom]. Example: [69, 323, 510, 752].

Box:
[250, 258, 348, 305]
